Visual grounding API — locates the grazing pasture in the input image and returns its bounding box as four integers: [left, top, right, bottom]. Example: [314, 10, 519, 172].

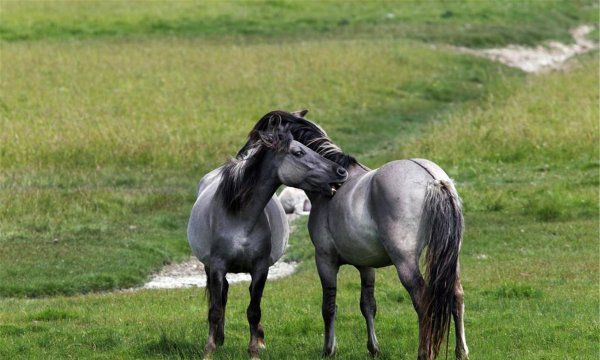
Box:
[0, 1, 598, 359]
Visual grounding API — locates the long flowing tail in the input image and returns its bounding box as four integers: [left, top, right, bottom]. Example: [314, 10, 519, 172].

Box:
[420, 179, 463, 359]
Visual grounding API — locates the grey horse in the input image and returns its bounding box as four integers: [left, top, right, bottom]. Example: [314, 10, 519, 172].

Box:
[187, 123, 347, 359]
[243, 110, 468, 360]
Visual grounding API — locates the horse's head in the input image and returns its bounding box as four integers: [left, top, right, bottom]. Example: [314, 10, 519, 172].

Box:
[259, 126, 347, 197]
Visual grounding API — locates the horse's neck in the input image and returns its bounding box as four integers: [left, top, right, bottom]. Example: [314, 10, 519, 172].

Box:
[307, 162, 368, 205]
[348, 162, 370, 178]
[236, 158, 280, 228]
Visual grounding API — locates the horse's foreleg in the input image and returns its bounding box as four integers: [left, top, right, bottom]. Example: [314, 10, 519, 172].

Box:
[395, 260, 430, 360]
[247, 261, 269, 359]
[215, 278, 229, 346]
[358, 266, 379, 356]
[316, 254, 339, 357]
[453, 271, 469, 359]
[204, 265, 226, 359]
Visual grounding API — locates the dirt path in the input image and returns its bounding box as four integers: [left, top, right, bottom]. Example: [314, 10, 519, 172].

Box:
[457, 25, 596, 73]
[142, 258, 297, 289]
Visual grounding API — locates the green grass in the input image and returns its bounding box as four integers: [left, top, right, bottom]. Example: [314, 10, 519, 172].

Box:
[0, 0, 597, 47]
[0, 1, 598, 359]
[1, 52, 597, 359]
[0, 36, 520, 297]
[400, 53, 599, 224]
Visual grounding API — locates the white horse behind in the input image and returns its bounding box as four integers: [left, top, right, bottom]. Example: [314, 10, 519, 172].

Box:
[278, 187, 311, 215]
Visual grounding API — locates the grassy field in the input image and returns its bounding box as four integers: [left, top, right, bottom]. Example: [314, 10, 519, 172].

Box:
[0, 1, 598, 359]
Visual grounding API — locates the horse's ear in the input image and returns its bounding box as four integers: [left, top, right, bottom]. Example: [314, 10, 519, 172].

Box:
[267, 114, 282, 130]
[260, 127, 292, 151]
[292, 109, 309, 118]
[258, 131, 276, 148]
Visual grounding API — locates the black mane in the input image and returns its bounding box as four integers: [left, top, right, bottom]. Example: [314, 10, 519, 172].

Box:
[240, 110, 359, 169]
[217, 123, 293, 213]
[217, 143, 269, 213]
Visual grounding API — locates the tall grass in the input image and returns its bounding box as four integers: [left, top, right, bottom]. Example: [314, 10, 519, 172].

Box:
[1, 38, 513, 172]
[0, 36, 518, 296]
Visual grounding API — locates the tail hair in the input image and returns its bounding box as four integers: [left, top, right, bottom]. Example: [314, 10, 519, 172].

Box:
[420, 179, 463, 359]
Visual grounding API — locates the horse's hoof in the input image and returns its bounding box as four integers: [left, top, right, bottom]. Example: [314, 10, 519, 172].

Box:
[257, 338, 266, 349]
[203, 342, 216, 360]
[456, 350, 469, 360]
[322, 336, 337, 357]
[367, 342, 380, 357]
[215, 334, 225, 346]
[249, 345, 262, 360]
[322, 346, 336, 357]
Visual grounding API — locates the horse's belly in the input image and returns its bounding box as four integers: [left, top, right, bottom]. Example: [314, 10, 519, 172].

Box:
[330, 206, 392, 268]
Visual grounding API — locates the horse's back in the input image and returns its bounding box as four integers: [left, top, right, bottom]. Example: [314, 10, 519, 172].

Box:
[325, 159, 449, 267]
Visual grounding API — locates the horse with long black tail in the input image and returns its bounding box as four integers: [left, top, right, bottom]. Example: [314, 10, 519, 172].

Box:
[242, 110, 469, 360]
[188, 120, 347, 359]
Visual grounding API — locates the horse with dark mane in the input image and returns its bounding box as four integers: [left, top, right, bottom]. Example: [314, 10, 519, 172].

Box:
[245, 110, 469, 360]
[187, 121, 347, 359]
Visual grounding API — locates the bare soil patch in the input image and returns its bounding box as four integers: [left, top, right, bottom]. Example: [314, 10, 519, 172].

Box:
[457, 25, 596, 73]
[137, 213, 304, 290]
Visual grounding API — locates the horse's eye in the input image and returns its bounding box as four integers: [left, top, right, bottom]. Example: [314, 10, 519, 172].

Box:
[292, 150, 305, 157]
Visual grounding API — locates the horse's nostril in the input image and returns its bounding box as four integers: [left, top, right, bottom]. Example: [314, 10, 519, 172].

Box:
[336, 167, 347, 177]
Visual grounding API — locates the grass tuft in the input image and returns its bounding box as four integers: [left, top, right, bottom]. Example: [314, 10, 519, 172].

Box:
[29, 309, 78, 321]
[0, 324, 26, 337]
[524, 194, 563, 222]
[487, 283, 543, 299]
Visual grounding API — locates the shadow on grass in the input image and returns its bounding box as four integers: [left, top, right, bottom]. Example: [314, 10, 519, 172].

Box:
[143, 332, 203, 359]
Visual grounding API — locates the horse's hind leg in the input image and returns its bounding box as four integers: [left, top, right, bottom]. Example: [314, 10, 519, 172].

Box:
[453, 270, 469, 359]
[316, 253, 340, 357]
[357, 266, 380, 356]
[204, 263, 226, 359]
[395, 259, 430, 360]
[215, 278, 229, 346]
[247, 260, 269, 359]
